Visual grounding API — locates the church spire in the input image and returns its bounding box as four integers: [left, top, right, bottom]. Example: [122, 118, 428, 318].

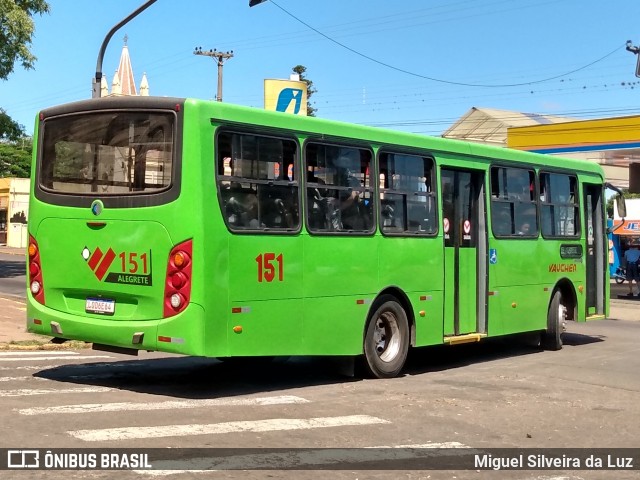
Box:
[114, 34, 137, 96]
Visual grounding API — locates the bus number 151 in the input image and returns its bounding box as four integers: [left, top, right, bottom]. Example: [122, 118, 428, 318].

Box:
[256, 253, 284, 283]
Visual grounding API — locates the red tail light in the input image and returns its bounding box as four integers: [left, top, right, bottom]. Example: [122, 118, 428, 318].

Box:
[28, 235, 45, 305]
[163, 239, 193, 317]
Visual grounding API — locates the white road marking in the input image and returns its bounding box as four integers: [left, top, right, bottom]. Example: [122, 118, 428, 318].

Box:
[0, 376, 47, 382]
[69, 415, 390, 442]
[0, 351, 80, 356]
[0, 386, 112, 397]
[0, 355, 112, 362]
[0, 364, 68, 371]
[18, 395, 310, 416]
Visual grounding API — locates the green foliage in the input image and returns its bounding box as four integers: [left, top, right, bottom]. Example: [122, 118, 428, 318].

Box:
[0, 0, 50, 80]
[0, 138, 32, 178]
[0, 0, 48, 154]
[292, 65, 317, 117]
[0, 108, 25, 141]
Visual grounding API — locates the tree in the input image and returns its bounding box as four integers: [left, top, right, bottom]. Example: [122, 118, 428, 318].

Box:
[0, 108, 25, 142]
[292, 65, 317, 117]
[0, 0, 50, 80]
[0, 1, 48, 145]
[0, 138, 32, 178]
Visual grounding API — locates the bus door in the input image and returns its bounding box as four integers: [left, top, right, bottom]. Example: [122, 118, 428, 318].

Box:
[441, 168, 488, 338]
[584, 184, 605, 317]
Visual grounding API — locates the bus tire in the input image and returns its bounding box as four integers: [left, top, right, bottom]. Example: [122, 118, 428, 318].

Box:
[361, 296, 409, 379]
[541, 289, 565, 351]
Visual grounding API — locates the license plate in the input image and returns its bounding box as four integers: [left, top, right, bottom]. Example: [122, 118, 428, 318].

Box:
[85, 298, 115, 315]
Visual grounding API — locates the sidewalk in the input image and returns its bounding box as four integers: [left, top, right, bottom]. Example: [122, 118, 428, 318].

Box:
[0, 246, 25, 257]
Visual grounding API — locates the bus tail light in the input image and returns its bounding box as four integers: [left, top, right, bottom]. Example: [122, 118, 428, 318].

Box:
[28, 235, 45, 305]
[163, 239, 192, 317]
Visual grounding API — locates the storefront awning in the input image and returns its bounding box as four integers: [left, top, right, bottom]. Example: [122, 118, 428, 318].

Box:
[615, 220, 640, 235]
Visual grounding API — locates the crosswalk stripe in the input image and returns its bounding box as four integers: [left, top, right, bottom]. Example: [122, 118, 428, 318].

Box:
[0, 364, 71, 371]
[0, 351, 80, 356]
[69, 415, 390, 442]
[0, 386, 112, 397]
[0, 355, 112, 362]
[0, 376, 47, 382]
[18, 395, 310, 416]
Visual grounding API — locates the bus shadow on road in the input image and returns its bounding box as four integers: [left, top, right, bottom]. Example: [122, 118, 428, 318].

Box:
[33, 355, 357, 399]
[33, 332, 604, 397]
[404, 331, 604, 375]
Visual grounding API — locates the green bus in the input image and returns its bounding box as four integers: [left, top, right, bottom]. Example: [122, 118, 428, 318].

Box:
[27, 96, 621, 378]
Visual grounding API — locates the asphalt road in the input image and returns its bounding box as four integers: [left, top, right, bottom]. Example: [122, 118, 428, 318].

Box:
[0, 252, 25, 298]
[0, 318, 639, 479]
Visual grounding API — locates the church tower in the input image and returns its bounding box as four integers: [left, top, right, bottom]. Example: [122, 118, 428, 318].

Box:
[107, 35, 149, 96]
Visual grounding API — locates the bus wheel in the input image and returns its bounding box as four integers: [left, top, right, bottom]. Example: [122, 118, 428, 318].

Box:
[362, 296, 409, 379]
[541, 290, 566, 351]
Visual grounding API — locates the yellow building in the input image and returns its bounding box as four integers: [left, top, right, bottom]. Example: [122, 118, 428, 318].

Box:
[507, 115, 640, 189]
[0, 178, 30, 247]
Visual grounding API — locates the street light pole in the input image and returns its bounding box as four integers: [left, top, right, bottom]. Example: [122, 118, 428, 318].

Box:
[92, 0, 158, 98]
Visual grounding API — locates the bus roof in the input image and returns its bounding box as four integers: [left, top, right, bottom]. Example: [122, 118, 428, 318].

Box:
[39, 96, 605, 180]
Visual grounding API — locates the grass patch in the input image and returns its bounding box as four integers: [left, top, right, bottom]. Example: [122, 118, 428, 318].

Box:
[0, 339, 90, 350]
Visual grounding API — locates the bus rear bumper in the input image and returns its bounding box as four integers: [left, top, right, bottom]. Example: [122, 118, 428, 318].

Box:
[26, 300, 207, 356]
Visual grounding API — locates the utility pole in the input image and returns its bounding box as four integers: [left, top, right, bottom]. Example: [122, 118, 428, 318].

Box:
[626, 40, 640, 78]
[194, 47, 234, 102]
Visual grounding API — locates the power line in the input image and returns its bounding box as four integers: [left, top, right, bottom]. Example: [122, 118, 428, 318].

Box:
[267, 0, 625, 88]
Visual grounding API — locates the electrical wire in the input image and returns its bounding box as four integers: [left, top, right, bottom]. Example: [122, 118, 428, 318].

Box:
[267, 0, 625, 88]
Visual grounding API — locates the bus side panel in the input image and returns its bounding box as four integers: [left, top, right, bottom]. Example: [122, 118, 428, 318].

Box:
[443, 247, 456, 336]
[302, 236, 377, 355]
[487, 239, 547, 335]
[302, 297, 368, 355]
[227, 235, 304, 356]
[457, 248, 478, 335]
[378, 236, 444, 347]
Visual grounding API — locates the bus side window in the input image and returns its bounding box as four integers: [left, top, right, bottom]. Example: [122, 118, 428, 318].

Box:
[379, 152, 436, 235]
[216, 132, 299, 232]
[490, 166, 538, 238]
[540, 172, 579, 238]
[304, 143, 373, 234]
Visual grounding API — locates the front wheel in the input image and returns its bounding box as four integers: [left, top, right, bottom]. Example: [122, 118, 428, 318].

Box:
[541, 290, 566, 351]
[362, 296, 409, 379]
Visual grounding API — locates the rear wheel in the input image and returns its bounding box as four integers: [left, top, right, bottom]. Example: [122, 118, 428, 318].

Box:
[362, 296, 409, 379]
[541, 290, 566, 351]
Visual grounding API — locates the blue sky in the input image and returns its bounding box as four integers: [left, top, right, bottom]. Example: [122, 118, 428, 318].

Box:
[3, 0, 640, 136]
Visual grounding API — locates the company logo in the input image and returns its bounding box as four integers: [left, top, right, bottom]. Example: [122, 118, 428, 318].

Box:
[83, 247, 116, 281]
[276, 88, 303, 114]
[82, 246, 153, 286]
[7, 450, 39, 469]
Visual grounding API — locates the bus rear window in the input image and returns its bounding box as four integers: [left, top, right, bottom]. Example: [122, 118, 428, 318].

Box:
[39, 111, 174, 195]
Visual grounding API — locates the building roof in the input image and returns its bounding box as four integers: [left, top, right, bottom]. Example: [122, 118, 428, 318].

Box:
[442, 107, 576, 146]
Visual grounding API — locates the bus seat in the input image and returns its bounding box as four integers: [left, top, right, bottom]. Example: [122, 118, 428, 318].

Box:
[258, 185, 297, 228]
